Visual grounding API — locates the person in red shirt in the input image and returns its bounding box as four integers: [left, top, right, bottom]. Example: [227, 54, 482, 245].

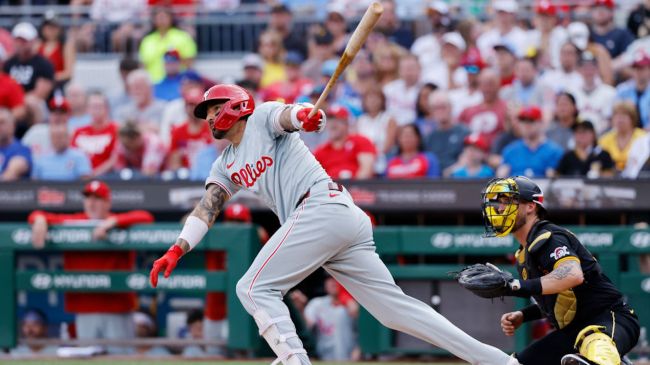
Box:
[168, 86, 213, 170]
[260, 51, 313, 104]
[0, 52, 26, 121]
[115, 121, 167, 177]
[28, 180, 154, 354]
[71, 92, 118, 177]
[458, 69, 508, 147]
[204, 203, 268, 356]
[386, 124, 440, 178]
[314, 105, 376, 179]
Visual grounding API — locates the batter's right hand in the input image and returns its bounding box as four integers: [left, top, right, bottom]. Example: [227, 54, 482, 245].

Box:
[501, 311, 524, 336]
[150, 245, 184, 288]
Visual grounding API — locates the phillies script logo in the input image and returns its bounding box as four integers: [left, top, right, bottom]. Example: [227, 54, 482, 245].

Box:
[231, 156, 274, 188]
[550, 246, 570, 260]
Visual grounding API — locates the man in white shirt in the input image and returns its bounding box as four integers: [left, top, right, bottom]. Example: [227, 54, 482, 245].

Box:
[526, 0, 568, 70]
[540, 42, 583, 93]
[410, 0, 450, 72]
[383, 54, 421, 125]
[476, 0, 529, 65]
[570, 51, 616, 135]
[422, 32, 468, 90]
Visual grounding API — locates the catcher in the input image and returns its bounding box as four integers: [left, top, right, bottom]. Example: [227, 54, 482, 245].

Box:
[456, 176, 639, 365]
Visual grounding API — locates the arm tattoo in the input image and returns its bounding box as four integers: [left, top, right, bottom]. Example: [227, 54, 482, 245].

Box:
[174, 238, 190, 254]
[550, 260, 580, 281]
[192, 184, 229, 226]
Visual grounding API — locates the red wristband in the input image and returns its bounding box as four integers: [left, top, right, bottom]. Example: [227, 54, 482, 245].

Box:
[168, 245, 184, 259]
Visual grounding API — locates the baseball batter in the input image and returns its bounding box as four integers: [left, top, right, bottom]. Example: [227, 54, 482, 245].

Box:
[150, 84, 519, 365]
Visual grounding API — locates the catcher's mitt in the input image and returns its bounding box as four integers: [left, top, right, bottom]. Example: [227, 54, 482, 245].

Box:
[454, 263, 517, 299]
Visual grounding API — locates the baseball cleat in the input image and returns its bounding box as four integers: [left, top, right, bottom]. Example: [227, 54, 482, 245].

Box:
[561, 354, 595, 365]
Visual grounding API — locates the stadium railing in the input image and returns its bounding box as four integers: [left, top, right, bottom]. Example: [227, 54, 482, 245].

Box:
[1, 224, 648, 357]
[0, 223, 260, 350]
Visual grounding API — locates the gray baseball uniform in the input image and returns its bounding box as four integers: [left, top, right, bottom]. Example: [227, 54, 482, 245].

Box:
[206, 102, 513, 365]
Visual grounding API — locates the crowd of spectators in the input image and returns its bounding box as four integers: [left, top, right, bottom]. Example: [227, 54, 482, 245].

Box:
[0, 0, 649, 182]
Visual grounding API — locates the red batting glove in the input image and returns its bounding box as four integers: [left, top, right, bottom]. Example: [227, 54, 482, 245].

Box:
[150, 245, 184, 288]
[295, 107, 326, 132]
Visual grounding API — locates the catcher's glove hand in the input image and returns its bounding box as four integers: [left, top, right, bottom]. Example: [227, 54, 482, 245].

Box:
[454, 263, 520, 299]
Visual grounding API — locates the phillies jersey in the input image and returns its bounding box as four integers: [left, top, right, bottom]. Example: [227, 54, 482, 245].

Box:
[206, 102, 329, 224]
[71, 123, 118, 168]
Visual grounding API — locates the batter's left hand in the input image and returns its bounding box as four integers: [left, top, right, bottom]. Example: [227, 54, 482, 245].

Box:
[295, 107, 326, 132]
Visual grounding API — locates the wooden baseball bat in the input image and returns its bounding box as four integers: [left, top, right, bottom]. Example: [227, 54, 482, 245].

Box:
[308, 1, 384, 118]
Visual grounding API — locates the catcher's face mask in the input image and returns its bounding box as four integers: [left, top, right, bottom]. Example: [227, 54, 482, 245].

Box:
[482, 178, 520, 237]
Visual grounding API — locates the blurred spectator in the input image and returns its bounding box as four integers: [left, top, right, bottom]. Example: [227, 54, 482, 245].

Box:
[324, 5, 350, 55]
[383, 54, 421, 125]
[410, 0, 450, 69]
[413, 83, 438, 137]
[528, 0, 568, 70]
[65, 83, 91, 131]
[71, 92, 118, 176]
[302, 26, 335, 82]
[10, 309, 58, 357]
[489, 114, 522, 168]
[190, 139, 228, 181]
[139, 7, 197, 83]
[386, 124, 439, 179]
[268, 4, 307, 59]
[448, 51, 485, 118]
[458, 69, 507, 147]
[373, 41, 404, 86]
[499, 105, 563, 177]
[0, 48, 26, 122]
[0, 27, 14, 57]
[28, 181, 154, 354]
[375, 0, 414, 49]
[616, 52, 650, 129]
[110, 57, 140, 114]
[37, 12, 76, 88]
[115, 69, 167, 131]
[493, 41, 517, 87]
[23, 95, 70, 157]
[90, 0, 147, 52]
[294, 276, 359, 361]
[133, 311, 171, 357]
[476, 0, 528, 65]
[566, 22, 614, 86]
[314, 105, 375, 179]
[424, 91, 469, 170]
[627, 0, 650, 38]
[236, 53, 264, 95]
[423, 32, 467, 90]
[599, 101, 647, 171]
[168, 87, 212, 170]
[547, 92, 579, 150]
[160, 75, 205, 145]
[4, 23, 55, 99]
[356, 89, 397, 175]
[258, 30, 287, 88]
[32, 123, 91, 181]
[590, 0, 634, 60]
[114, 121, 167, 177]
[448, 134, 494, 179]
[154, 49, 202, 101]
[182, 309, 206, 358]
[261, 51, 313, 103]
[571, 51, 617, 135]
[540, 42, 582, 93]
[622, 133, 650, 179]
[0, 108, 31, 181]
[555, 120, 615, 178]
[500, 54, 547, 110]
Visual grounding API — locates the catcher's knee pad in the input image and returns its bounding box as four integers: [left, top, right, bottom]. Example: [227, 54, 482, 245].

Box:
[253, 310, 307, 365]
[575, 325, 620, 365]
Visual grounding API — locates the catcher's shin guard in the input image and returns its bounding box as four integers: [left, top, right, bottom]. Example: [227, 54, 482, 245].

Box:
[253, 310, 307, 365]
[573, 325, 621, 365]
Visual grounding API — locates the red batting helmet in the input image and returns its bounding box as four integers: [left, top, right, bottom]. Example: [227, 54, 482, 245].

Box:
[224, 203, 252, 223]
[193, 84, 255, 131]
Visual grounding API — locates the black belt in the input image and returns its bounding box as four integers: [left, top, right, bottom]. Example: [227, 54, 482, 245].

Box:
[296, 182, 344, 208]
